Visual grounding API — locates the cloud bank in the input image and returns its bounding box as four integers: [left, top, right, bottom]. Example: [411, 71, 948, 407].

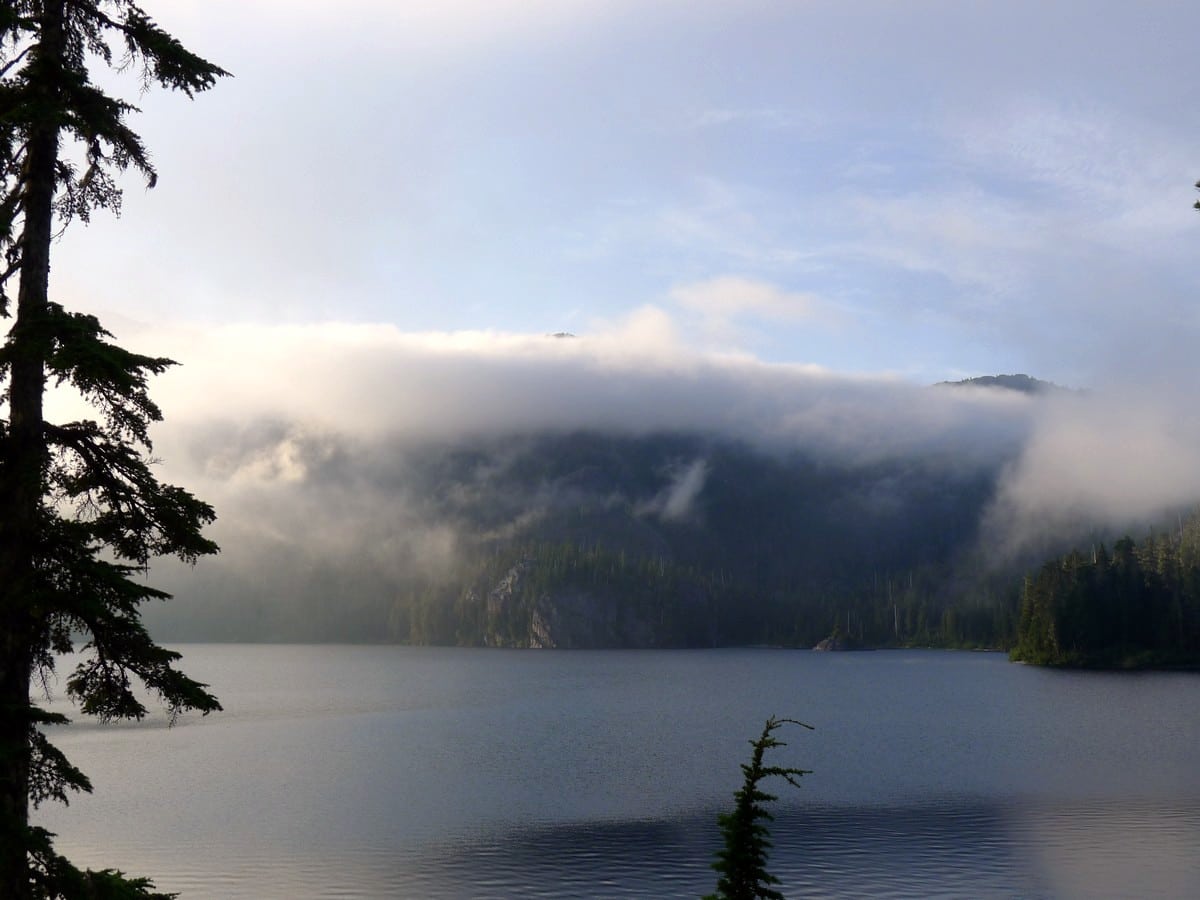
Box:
[984, 388, 1200, 557]
[139, 316, 1033, 465]
[77, 317, 1193, 575]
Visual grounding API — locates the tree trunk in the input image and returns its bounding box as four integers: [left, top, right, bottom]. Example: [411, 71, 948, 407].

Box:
[0, 3, 65, 896]
[0, 632, 35, 900]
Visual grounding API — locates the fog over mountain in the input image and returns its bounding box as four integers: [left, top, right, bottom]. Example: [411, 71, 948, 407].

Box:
[12, 0, 1192, 642]
[85, 317, 1199, 639]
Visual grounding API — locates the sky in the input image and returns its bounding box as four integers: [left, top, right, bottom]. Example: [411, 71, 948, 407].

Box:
[51, 0, 1200, 387]
[29, 0, 1200, 570]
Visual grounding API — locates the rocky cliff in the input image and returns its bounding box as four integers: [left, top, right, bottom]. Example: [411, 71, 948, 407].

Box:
[477, 556, 702, 649]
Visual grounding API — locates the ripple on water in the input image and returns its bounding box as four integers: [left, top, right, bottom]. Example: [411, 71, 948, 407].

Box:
[49, 797, 1200, 898]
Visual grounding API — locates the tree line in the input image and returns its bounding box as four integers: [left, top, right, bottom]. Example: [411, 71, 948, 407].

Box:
[1012, 511, 1200, 667]
[389, 536, 1021, 651]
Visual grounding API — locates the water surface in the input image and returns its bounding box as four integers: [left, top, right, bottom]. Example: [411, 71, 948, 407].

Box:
[34, 647, 1200, 898]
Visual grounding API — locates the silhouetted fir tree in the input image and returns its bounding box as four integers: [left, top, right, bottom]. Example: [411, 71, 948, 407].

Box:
[0, 3, 226, 896]
[705, 717, 812, 900]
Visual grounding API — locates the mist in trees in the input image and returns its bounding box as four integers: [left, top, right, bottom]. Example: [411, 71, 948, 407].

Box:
[139, 430, 1023, 650]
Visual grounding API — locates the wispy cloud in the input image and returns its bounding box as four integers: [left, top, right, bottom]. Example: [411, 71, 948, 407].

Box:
[670, 276, 821, 321]
[689, 107, 803, 131]
[636, 459, 710, 523]
[839, 186, 1044, 298]
[667, 275, 841, 349]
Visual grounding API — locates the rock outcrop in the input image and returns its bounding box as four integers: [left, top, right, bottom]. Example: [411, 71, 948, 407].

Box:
[812, 633, 874, 651]
[528, 589, 657, 649]
[480, 556, 698, 648]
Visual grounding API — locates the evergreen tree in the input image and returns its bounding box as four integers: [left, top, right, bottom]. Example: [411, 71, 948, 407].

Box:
[0, 3, 226, 896]
[1012, 512, 1200, 667]
[705, 717, 811, 900]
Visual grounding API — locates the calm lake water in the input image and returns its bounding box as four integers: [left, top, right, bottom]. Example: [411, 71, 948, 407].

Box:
[33, 646, 1200, 898]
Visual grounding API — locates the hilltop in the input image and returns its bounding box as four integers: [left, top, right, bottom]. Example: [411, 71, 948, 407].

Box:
[936, 373, 1066, 394]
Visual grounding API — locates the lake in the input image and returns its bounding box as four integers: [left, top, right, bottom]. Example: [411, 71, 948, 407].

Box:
[33, 646, 1200, 898]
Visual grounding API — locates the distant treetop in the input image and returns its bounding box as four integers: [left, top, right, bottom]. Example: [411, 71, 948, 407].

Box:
[934, 373, 1067, 394]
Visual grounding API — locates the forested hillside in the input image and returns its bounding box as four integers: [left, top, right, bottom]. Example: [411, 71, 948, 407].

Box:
[145, 413, 1200, 658]
[148, 429, 1026, 647]
[1012, 512, 1200, 667]
[137, 373, 1196, 653]
[387, 432, 1020, 648]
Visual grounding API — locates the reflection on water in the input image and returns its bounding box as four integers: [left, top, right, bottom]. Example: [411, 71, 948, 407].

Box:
[33, 646, 1200, 899]
[49, 798, 1200, 899]
[385, 800, 1200, 900]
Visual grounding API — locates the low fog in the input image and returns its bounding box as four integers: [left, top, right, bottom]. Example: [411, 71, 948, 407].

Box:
[74, 315, 1200, 627]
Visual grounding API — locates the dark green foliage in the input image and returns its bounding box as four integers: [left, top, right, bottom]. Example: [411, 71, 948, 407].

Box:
[316, 432, 1023, 650]
[1012, 511, 1200, 667]
[26, 824, 176, 900]
[705, 717, 812, 900]
[0, 3, 226, 896]
[398, 540, 738, 648]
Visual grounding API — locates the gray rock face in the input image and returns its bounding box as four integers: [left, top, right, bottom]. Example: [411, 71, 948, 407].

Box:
[529, 589, 656, 649]
[812, 634, 873, 651]
[487, 559, 530, 619]
[481, 557, 669, 649]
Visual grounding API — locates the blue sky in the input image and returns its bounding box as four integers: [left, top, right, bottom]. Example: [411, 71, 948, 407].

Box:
[52, 0, 1200, 388]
